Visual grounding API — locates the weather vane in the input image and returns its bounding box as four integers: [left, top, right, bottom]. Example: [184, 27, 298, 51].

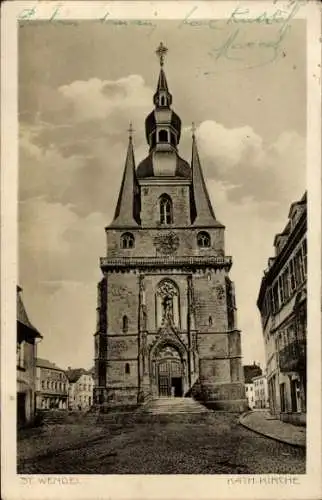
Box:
[156, 42, 168, 67]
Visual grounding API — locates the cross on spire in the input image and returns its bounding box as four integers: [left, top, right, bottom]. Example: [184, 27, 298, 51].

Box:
[128, 122, 134, 139]
[156, 42, 168, 67]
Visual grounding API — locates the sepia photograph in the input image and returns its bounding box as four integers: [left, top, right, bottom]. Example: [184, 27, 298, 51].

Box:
[1, 1, 321, 499]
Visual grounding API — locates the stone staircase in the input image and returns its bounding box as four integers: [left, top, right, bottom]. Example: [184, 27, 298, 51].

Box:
[142, 397, 210, 415]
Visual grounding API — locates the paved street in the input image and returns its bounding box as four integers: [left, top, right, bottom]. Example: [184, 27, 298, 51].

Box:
[18, 399, 305, 475]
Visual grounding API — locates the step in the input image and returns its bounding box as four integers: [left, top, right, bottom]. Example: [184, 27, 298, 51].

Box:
[143, 397, 210, 414]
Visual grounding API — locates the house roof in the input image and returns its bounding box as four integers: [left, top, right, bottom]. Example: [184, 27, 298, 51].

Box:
[65, 368, 93, 383]
[36, 357, 64, 371]
[243, 364, 262, 383]
[17, 286, 42, 338]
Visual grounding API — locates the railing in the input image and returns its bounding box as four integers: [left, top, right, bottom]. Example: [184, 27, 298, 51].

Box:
[100, 255, 232, 269]
[279, 339, 306, 373]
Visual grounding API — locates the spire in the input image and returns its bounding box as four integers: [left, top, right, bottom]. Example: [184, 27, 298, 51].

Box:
[111, 124, 140, 227]
[190, 127, 218, 226]
[156, 68, 169, 93]
[153, 42, 172, 108]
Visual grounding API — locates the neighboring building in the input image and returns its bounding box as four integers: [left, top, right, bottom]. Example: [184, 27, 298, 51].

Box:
[17, 286, 43, 426]
[257, 192, 307, 426]
[253, 374, 269, 409]
[94, 43, 247, 412]
[65, 368, 94, 410]
[35, 358, 68, 410]
[243, 363, 262, 410]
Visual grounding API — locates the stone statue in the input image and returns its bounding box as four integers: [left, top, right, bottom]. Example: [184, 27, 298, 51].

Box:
[162, 295, 174, 325]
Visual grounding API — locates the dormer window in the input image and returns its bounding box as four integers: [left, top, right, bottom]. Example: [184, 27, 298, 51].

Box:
[197, 231, 211, 248]
[159, 194, 173, 225]
[158, 129, 169, 143]
[121, 232, 135, 249]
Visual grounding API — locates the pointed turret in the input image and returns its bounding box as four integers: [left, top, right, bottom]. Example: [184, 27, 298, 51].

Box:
[190, 127, 221, 226]
[153, 67, 172, 108]
[111, 124, 140, 227]
[157, 67, 169, 92]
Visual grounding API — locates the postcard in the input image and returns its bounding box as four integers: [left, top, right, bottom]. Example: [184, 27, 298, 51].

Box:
[1, 1, 321, 499]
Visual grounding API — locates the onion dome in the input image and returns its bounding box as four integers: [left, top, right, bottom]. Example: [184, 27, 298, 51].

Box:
[137, 42, 187, 179]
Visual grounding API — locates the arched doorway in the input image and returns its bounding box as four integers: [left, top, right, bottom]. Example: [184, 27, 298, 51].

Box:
[156, 345, 184, 397]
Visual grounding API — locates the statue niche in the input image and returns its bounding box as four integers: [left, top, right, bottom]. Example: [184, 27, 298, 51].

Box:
[156, 279, 180, 329]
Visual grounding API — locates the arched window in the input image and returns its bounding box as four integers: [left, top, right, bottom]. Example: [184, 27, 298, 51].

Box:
[122, 315, 129, 333]
[158, 129, 168, 143]
[208, 315, 213, 326]
[159, 194, 173, 225]
[125, 363, 130, 374]
[121, 232, 135, 249]
[197, 231, 211, 248]
[160, 95, 167, 106]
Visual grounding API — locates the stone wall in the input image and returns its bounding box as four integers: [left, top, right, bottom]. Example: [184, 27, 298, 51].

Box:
[140, 184, 191, 227]
[106, 227, 225, 258]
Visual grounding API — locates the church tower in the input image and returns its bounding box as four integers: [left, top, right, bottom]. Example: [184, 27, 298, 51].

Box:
[94, 44, 247, 411]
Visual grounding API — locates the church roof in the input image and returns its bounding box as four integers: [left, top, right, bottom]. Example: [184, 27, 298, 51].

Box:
[110, 134, 140, 227]
[136, 153, 191, 179]
[190, 135, 223, 227]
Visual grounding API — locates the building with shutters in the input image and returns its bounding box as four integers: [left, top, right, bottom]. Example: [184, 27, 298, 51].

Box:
[94, 43, 247, 412]
[253, 374, 269, 409]
[257, 192, 307, 425]
[243, 363, 262, 410]
[65, 368, 94, 410]
[35, 358, 69, 410]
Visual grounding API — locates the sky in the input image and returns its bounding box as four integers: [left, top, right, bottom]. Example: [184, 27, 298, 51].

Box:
[18, 18, 306, 371]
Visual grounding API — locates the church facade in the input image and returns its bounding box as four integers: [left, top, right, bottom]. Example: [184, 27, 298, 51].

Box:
[94, 44, 247, 412]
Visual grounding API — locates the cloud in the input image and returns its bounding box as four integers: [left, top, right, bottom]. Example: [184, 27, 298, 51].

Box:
[19, 197, 106, 284]
[58, 75, 153, 125]
[20, 75, 154, 217]
[198, 121, 264, 170]
[24, 280, 97, 370]
[192, 121, 305, 216]
[18, 195, 106, 367]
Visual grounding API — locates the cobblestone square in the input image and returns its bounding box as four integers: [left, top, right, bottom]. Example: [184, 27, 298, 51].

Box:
[18, 409, 305, 475]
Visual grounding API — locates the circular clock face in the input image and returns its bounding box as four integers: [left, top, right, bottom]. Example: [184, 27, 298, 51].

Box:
[154, 232, 180, 255]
